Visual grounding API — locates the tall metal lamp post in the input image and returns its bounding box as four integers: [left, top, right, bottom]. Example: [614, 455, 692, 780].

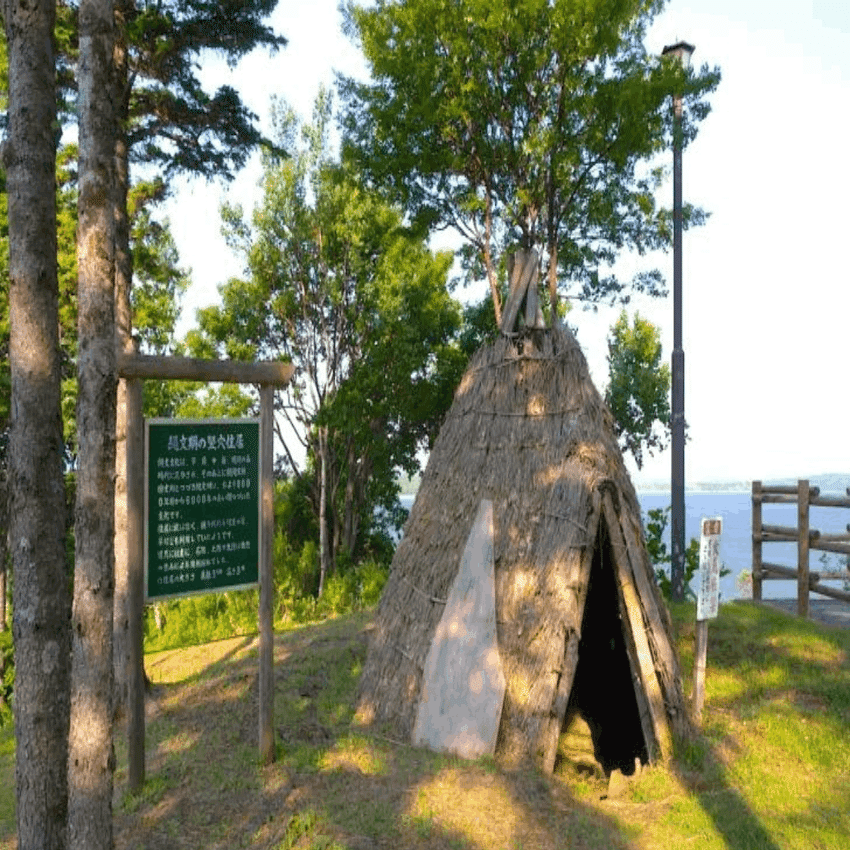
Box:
[662, 40, 694, 602]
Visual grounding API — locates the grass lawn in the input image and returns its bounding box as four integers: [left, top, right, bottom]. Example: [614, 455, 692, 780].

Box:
[1, 600, 848, 849]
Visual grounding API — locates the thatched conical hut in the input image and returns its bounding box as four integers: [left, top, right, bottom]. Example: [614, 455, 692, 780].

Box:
[355, 319, 691, 774]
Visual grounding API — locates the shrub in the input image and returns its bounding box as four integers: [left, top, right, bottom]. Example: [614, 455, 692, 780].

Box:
[356, 559, 388, 608]
[644, 506, 707, 602]
[0, 630, 14, 727]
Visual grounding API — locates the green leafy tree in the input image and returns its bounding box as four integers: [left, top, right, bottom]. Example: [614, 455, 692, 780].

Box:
[605, 310, 670, 469]
[107, 2, 285, 713]
[110, 0, 288, 350]
[341, 0, 719, 323]
[192, 92, 464, 592]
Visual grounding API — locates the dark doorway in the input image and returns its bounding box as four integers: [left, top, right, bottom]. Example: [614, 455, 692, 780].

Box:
[560, 519, 649, 775]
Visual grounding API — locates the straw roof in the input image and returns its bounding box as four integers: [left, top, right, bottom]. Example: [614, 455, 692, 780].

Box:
[355, 323, 689, 768]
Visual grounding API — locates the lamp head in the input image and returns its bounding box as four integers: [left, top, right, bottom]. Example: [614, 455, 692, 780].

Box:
[662, 41, 695, 69]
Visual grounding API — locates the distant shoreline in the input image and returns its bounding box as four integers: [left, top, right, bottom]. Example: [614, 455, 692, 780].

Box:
[400, 473, 850, 498]
[633, 473, 850, 495]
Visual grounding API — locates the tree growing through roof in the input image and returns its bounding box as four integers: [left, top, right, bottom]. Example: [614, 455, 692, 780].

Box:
[340, 0, 720, 324]
[190, 92, 464, 593]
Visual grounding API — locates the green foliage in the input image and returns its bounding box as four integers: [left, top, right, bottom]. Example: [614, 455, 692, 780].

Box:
[644, 505, 729, 602]
[193, 91, 464, 571]
[356, 559, 388, 608]
[0, 630, 12, 727]
[605, 310, 670, 468]
[121, 0, 286, 181]
[144, 590, 260, 653]
[341, 0, 721, 316]
[644, 506, 699, 601]
[143, 550, 390, 652]
[143, 479, 390, 651]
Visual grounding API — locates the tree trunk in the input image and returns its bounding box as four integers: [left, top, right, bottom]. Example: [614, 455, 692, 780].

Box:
[67, 3, 117, 849]
[112, 0, 133, 720]
[340, 440, 371, 559]
[317, 426, 330, 597]
[1, 2, 71, 848]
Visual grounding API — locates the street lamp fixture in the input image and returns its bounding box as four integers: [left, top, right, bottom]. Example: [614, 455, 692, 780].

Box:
[662, 41, 695, 69]
[662, 40, 694, 602]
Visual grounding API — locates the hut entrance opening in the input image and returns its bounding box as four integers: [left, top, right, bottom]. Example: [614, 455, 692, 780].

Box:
[558, 517, 649, 776]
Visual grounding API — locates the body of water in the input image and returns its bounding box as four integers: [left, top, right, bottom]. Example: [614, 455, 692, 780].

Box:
[398, 491, 850, 603]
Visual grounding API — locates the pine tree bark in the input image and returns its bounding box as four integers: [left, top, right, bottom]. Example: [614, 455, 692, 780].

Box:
[67, 2, 118, 849]
[1, 1, 71, 848]
[112, 0, 134, 720]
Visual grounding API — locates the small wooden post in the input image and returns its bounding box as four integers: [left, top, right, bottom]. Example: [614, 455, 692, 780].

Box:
[693, 518, 721, 725]
[751, 481, 763, 601]
[692, 620, 708, 724]
[797, 479, 810, 619]
[126, 376, 145, 793]
[259, 384, 276, 764]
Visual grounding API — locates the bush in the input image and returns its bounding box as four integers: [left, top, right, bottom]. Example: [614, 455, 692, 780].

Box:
[317, 572, 357, 618]
[0, 630, 13, 727]
[644, 506, 728, 602]
[644, 506, 700, 602]
[356, 559, 388, 608]
[144, 589, 260, 653]
[139, 477, 394, 650]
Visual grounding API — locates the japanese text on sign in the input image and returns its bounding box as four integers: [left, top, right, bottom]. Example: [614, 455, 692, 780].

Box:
[146, 419, 260, 600]
[697, 517, 722, 620]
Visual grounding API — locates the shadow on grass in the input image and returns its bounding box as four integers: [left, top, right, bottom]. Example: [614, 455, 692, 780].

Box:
[111, 601, 850, 849]
[670, 737, 783, 850]
[666, 600, 850, 850]
[113, 611, 638, 850]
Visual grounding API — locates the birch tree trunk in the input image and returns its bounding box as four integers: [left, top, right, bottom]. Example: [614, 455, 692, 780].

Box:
[1, 1, 71, 848]
[67, 2, 118, 848]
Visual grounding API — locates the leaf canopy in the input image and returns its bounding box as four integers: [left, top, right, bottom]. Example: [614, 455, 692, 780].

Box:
[340, 0, 720, 314]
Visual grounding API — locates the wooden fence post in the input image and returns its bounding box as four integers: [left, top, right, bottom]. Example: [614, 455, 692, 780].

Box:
[751, 481, 762, 601]
[127, 376, 145, 793]
[797, 479, 810, 618]
[259, 384, 275, 764]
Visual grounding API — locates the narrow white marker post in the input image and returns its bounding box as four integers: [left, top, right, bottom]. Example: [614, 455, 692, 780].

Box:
[693, 517, 722, 724]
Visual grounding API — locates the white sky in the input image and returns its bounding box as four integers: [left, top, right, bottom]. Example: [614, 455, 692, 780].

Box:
[165, 0, 850, 488]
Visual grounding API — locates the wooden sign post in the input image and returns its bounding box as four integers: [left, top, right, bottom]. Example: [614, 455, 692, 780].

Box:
[119, 354, 293, 788]
[693, 517, 722, 724]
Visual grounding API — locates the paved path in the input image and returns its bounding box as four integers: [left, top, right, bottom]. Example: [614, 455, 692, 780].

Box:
[756, 598, 850, 629]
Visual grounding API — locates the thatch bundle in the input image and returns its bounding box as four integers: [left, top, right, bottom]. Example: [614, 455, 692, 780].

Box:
[355, 323, 691, 773]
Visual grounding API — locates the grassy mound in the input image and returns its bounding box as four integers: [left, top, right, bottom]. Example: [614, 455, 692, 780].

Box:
[1, 600, 848, 849]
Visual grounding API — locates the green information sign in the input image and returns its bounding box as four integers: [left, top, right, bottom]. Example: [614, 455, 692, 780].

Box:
[145, 418, 260, 600]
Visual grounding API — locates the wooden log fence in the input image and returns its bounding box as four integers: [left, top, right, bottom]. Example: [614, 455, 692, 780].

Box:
[752, 479, 850, 617]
